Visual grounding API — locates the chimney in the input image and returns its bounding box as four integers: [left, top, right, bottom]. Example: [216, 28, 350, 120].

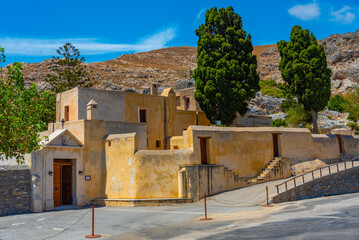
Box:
[150, 83, 158, 96]
[87, 99, 98, 120]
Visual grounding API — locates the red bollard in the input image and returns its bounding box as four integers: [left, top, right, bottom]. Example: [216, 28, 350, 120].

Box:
[200, 194, 213, 221]
[263, 186, 273, 207]
[85, 205, 101, 238]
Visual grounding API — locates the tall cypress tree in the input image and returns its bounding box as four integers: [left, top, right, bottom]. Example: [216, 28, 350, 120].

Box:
[278, 25, 331, 133]
[193, 6, 260, 126]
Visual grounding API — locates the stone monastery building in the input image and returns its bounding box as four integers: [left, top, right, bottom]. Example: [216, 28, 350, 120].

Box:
[10, 85, 359, 212]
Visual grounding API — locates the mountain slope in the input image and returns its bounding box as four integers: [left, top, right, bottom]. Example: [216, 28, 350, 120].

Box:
[2, 29, 358, 93]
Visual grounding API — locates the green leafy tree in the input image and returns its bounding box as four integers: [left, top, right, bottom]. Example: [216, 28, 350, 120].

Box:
[193, 6, 260, 126]
[0, 62, 52, 163]
[0, 45, 5, 79]
[277, 25, 332, 133]
[45, 43, 93, 93]
[35, 90, 56, 131]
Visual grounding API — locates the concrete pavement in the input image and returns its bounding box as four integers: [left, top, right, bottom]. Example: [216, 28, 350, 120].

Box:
[1, 176, 359, 239]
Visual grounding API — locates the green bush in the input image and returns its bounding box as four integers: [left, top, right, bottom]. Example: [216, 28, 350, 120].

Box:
[348, 112, 358, 122]
[327, 95, 347, 112]
[285, 104, 312, 128]
[272, 119, 287, 127]
[259, 80, 286, 98]
[343, 86, 359, 122]
[347, 122, 359, 131]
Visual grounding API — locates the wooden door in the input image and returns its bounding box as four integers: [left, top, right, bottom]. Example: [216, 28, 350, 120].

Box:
[53, 162, 73, 207]
[53, 164, 62, 207]
[200, 138, 207, 165]
[62, 165, 72, 205]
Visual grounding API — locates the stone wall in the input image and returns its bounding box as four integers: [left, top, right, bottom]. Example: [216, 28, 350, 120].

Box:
[0, 165, 31, 216]
[312, 134, 340, 160]
[183, 165, 246, 201]
[273, 166, 359, 203]
[232, 114, 272, 127]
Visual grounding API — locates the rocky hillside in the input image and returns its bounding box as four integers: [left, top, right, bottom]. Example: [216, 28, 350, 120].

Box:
[2, 46, 198, 92]
[2, 29, 358, 94]
[257, 29, 359, 94]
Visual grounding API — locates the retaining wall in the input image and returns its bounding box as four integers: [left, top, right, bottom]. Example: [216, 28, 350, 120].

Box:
[0, 165, 32, 216]
[273, 166, 359, 203]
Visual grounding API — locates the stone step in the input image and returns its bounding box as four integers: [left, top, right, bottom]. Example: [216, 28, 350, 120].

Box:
[92, 198, 193, 207]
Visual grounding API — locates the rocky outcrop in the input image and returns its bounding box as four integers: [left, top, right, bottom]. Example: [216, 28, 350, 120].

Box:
[248, 92, 284, 115]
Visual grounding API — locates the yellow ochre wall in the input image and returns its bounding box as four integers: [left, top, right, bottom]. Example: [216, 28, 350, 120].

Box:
[186, 126, 315, 177]
[170, 136, 185, 149]
[186, 126, 273, 178]
[124, 89, 211, 150]
[130, 149, 195, 198]
[104, 133, 196, 199]
[312, 134, 340, 160]
[124, 93, 166, 150]
[105, 133, 137, 199]
[56, 88, 79, 122]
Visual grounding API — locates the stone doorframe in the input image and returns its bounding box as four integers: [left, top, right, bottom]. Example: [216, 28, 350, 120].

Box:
[31, 129, 85, 212]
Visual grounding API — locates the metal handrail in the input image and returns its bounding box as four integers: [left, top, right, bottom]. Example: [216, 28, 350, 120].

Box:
[275, 158, 359, 195]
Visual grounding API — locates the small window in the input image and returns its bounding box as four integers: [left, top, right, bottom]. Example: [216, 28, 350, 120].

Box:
[108, 141, 111, 147]
[156, 140, 161, 148]
[173, 146, 179, 149]
[64, 106, 69, 121]
[139, 109, 146, 123]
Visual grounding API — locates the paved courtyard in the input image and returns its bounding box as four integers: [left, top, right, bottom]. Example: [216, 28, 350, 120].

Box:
[1, 183, 359, 239]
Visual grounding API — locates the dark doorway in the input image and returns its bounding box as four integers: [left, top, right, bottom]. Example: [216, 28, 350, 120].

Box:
[53, 160, 73, 207]
[139, 109, 146, 122]
[184, 97, 190, 110]
[272, 133, 279, 158]
[200, 138, 208, 164]
[336, 134, 343, 153]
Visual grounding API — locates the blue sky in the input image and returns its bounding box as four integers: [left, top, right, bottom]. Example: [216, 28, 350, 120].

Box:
[1, 0, 359, 64]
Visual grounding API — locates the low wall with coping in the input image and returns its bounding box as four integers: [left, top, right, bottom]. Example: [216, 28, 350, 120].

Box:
[273, 166, 359, 203]
[312, 134, 340, 160]
[0, 165, 32, 216]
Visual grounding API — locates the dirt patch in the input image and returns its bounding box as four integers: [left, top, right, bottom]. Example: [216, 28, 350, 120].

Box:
[291, 159, 328, 175]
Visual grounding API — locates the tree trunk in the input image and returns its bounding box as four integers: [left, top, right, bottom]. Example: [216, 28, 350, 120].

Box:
[311, 109, 318, 134]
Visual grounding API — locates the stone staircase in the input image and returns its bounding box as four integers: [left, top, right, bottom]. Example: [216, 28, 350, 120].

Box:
[246, 157, 290, 184]
[223, 166, 242, 185]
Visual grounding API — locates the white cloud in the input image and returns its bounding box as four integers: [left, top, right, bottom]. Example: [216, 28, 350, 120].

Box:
[331, 5, 356, 24]
[288, 2, 320, 20]
[0, 27, 176, 56]
[196, 8, 206, 21]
